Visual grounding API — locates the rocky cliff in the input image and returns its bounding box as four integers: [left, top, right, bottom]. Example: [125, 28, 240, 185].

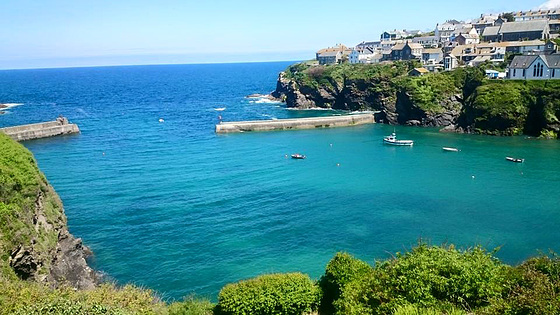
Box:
[0, 133, 97, 289]
[272, 62, 560, 138]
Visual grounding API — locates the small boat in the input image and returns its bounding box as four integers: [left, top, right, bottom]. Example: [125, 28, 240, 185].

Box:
[442, 147, 459, 152]
[291, 154, 306, 159]
[506, 157, 524, 163]
[214, 107, 226, 111]
[383, 133, 413, 146]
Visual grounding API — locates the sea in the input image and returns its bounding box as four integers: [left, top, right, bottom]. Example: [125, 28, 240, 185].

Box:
[1, 62, 559, 301]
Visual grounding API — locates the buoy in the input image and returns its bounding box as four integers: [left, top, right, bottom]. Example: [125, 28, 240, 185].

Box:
[330, 144, 333, 147]
[336, 163, 340, 167]
[471, 175, 475, 179]
[159, 118, 164, 123]
[102, 152, 105, 156]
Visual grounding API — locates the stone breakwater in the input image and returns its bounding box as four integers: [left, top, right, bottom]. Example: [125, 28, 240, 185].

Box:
[215, 114, 375, 133]
[1, 117, 80, 141]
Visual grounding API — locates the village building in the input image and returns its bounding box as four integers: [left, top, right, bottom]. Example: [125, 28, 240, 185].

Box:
[443, 53, 459, 71]
[316, 44, 352, 65]
[472, 14, 499, 35]
[388, 42, 423, 61]
[422, 48, 444, 64]
[412, 36, 439, 48]
[500, 20, 549, 41]
[455, 33, 480, 45]
[349, 47, 382, 64]
[508, 54, 560, 79]
[409, 67, 430, 76]
[550, 20, 560, 34]
[482, 26, 501, 42]
[481, 20, 549, 42]
[513, 9, 560, 22]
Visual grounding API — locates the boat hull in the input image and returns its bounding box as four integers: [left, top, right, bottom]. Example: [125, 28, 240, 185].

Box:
[383, 139, 414, 146]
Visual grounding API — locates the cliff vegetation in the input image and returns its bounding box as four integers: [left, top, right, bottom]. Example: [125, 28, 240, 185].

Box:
[273, 62, 560, 138]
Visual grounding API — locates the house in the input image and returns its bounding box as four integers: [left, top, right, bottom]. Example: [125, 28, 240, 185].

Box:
[502, 40, 546, 54]
[455, 33, 480, 45]
[355, 41, 381, 50]
[444, 53, 459, 71]
[389, 42, 423, 61]
[409, 67, 430, 76]
[317, 51, 342, 65]
[381, 30, 407, 41]
[508, 54, 560, 79]
[422, 48, 444, 64]
[514, 9, 560, 22]
[435, 21, 462, 43]
[482, 26, 501, 42]
[316, 44, 351, 65]
[412, 36, 439, 48]
[550, 20, 560, 34]
[499, 20, 549, 42]
[472, 14, 499, 35]
[349, 47, 381, 64]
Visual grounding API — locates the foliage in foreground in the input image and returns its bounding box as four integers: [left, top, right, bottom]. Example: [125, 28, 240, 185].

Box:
[217, 273, 320, 315]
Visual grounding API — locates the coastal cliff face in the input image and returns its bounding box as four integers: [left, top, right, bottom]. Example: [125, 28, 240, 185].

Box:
[0, 133, 97, 290]
[273, 62, 560, 138]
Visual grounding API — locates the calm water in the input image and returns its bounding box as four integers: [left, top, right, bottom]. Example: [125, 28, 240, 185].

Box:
[1, 62, 559, 301]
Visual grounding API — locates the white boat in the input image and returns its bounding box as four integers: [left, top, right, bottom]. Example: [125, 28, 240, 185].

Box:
[506, 157, 524, 163]
[442, 147, 459, 152]
[383, 133, 413, 146]
[214, 107, 226, 111]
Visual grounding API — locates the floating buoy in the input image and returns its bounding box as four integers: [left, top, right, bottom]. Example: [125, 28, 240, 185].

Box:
[471, 175, 475, 179]
[336, 163, 340, 167]
[159, 118, 164, 123]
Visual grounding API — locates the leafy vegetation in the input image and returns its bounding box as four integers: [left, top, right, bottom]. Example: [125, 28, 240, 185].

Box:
[217, 273, 320, 315]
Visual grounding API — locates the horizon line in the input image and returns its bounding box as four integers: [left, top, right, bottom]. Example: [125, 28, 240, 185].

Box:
[0, 59, 306, 72]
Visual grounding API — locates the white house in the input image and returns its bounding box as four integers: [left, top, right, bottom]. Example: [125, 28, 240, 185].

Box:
[349, 47, 381, 64]
[508, 55, 560, 80]
[412, 36, 439, 48]
[444, 53, 459, 71]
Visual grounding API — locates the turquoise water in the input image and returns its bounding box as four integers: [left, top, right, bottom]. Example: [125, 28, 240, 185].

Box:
[1, 62, 560, 301]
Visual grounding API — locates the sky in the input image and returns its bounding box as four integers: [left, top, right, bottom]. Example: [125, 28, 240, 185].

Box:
[0, 0, 555, 69]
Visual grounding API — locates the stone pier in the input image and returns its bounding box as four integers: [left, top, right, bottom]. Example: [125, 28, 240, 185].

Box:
[215, 114, 375, 133]
[0, 117, 80, 141]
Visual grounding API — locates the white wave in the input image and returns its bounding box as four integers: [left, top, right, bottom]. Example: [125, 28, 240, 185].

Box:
[286, 107, 335, 111]
[0, 103, 23, 110]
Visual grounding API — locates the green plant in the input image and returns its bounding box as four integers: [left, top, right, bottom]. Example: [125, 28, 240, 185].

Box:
[217, 273, 320, 315]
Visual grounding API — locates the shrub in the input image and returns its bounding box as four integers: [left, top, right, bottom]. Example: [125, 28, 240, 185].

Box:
[217, 273, 320, 315]
[333, 244, 509, 314]
[168, 296, 215, 315]
[319, 252, 373, 313]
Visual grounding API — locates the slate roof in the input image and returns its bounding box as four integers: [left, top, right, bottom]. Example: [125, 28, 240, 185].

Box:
[482, 26, 500, 37]
[499, 20, 548, 34]
[507, 55, 560, 69]
[318, 51, 340, 57]
[424, 48, 443, 54]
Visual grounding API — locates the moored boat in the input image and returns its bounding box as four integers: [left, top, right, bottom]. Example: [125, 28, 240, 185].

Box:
[506, 157, 524, 163]
[291, 154, 306, 159]
[442, 147, 459, 152]
[383, 133, 413, 146]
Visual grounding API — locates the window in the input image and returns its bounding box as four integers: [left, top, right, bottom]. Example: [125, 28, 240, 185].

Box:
[523, 69, 526, 77]
[534, 64, 537, 77]
[553, 69, 556, 77]
[513, 69, 516, 76]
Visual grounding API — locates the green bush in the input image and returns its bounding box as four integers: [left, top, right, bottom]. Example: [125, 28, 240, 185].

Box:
[332, 244, 509, 314]
[217, 273, 320, 315]
[319, 252, 373, 313]
[168, 296, 215, 315]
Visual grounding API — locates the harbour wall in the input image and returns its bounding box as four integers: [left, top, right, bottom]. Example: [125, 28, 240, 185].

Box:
[215, 114, 375, 133]
[0, 119, 80, 141]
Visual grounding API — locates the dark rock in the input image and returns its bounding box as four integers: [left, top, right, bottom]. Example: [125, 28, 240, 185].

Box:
[406, 120, 421, 126]
[10, 246, 38, 280]
[50, 231, 98, 290]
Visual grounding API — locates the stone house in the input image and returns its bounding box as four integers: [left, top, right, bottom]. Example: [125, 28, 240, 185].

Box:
[316, 44, 352, 65]
[444, 53, 459, 71]
[500, 20, 549, 42]
[389, 42, 423, 61]
[412, 36, 439, 48]
[455, 33, 480, 45]
[422, 48, 444, 64]
[508, 54, 560, 79]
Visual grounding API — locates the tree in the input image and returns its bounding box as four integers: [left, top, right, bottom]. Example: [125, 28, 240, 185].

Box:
[502, 12, 515, 22]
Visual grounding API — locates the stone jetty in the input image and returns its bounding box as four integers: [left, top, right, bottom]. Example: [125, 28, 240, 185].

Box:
[0, 117, 80, 141]
[215, 113, 375, 133]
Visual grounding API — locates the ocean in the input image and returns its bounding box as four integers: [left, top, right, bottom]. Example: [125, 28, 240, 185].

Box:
[1, 62, 559, 301]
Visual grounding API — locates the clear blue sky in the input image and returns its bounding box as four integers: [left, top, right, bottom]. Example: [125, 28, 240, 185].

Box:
[0, 0, 551, 69]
